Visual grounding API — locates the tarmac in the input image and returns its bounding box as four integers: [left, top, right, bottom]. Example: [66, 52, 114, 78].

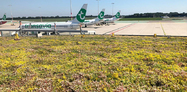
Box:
[0, 22, 19, 36]
[82, 20, 187, 36]
[0, 20, 187, 36]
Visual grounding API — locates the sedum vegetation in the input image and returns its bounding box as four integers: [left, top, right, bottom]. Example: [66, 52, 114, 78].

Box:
[0, 35, 186, 91]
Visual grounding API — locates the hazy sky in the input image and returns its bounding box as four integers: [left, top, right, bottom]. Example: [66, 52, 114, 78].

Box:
[1, 0, 187, 17]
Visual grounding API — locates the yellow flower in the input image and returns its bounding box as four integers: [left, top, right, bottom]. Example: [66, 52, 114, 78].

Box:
[58, 79, 62, 83]
[28, 87, 34, 91]
[117, 68, 120, 71]
[63, 75, 66, 80]
[113, 73, 119, 79]
[103, 88, 107, 92]
[131, 66, 135, 72]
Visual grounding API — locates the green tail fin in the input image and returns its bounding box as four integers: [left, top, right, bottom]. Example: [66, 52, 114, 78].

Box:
[115, 11, 121, 18]
[98, 9, 105, 20]
[75, 4, 87, 22]
[2, 14, 6, 20]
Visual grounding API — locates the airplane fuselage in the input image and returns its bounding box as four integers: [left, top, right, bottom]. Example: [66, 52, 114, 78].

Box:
[103, 17, 118, 23]
[84, 18, 100, 25]
[21, 22, 80, 30]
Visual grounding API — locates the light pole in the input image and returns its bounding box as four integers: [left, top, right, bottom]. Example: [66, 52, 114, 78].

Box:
[8, 5, 13, 23]
[70, 0, 73, 20]
[38, 7, 42, 22]
[96, 0, 100, 14]
[112, 3, 114, 17]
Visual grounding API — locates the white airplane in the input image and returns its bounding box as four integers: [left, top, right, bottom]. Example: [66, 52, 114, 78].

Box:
[21, 4, 88, 30]
[83, 9, 105, 27]
[103, 10, 121, 24]
[0, 14, 7, 25]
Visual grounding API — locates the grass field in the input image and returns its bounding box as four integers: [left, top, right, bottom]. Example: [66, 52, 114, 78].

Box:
[163, 18, 183, 20]
[17, 17, 96, 22]
[119, 18, 163, 21]
[0, 35, 187, 91]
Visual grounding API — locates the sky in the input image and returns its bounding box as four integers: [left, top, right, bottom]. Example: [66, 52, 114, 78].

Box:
[1, 0, 187, 18]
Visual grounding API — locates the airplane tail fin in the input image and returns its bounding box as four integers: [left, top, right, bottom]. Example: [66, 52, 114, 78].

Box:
[115, 10, 121, 18]
[71, 4, 88, 23]
[2, 13, 6, 20]
[97, 9, 105, 20]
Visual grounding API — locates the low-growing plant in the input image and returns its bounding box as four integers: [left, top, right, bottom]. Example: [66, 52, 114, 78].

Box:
[0, 36, 186, 91]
